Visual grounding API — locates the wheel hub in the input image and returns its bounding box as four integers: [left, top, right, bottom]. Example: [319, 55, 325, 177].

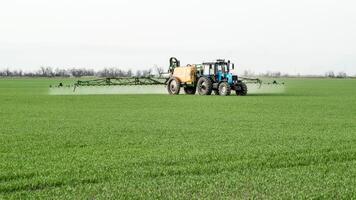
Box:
[170, 80, 177, 92]
[221, 86, 226, 94]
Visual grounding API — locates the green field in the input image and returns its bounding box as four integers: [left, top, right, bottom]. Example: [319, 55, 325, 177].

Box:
[1, 78, 356, 199]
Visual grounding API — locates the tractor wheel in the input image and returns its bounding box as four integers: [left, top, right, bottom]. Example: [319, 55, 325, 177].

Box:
[197, 77, 212, 95]
[167, 77, 181, 95]
[213, 90, 219, 95]
[218, 82, 231, 96]
[236, 82, 247, 96]
[184, 86, 196, 95]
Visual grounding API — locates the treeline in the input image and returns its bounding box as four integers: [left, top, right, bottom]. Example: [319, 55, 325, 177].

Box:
[0, 67, 352, 78]
[0, 67, 165, 78]
[243, 70, 351, 78]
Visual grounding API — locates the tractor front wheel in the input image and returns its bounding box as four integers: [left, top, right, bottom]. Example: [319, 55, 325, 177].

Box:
[184, 86, 196, 95]
[167, 77, 181, 95]
[218, 82, 231, 96]
[197, 77, 212, 95]
[235, 82, 247, 96]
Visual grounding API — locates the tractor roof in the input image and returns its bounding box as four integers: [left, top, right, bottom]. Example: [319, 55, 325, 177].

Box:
[202, 59, 231, 65]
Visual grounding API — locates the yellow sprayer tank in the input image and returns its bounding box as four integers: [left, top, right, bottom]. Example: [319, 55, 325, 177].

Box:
[172, 65, 197, 84]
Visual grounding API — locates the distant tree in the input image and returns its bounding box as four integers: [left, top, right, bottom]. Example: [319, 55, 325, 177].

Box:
[96, 68, 132, 77]
[141, 68, 152, 77]
[272, 71, 281, 77]
[54, 68, 68, 77]
[108, 68, 116, 77]
[135, 70, 142, 77]
[97, 68, 109, 77]
[0, 69, 9, 76]
[154, 65, 165, 77]
[336, 72, 347, 78]
[39, 66, 55, 77]
[126, 69, 133, 77]
[24, 71, 36, 77]
[70, 68, 93, 77]
[325, 71, 335, 78]
[117, 69, 125, 77]
[5, 68, 12, 76]
[18, 70, 23, 76]
[39, 67, 46, 76]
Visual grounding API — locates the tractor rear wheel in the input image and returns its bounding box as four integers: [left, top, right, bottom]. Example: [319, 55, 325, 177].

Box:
[236, 82, 247, 96]
[184, 86, 196, 95]
[167, 77, 181, 95]
[197, 77, 212, 95]
[218, 82, 231, 96]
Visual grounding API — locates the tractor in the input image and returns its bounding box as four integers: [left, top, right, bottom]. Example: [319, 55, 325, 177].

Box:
[166, 57, 249, 96]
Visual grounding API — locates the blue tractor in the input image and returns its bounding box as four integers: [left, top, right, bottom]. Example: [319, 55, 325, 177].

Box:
[195, 59, 248, 96]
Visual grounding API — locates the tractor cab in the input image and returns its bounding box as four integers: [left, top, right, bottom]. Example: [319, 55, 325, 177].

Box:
[201, 59, 237, 85]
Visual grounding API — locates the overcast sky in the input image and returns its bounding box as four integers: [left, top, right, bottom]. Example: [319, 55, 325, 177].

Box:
[1, 0, 355, 75]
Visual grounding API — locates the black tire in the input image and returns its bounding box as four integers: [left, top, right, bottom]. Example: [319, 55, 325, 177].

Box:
[167, 77, 181, 95]
[184, 86, 196, 95]
[218, 82, 231, 96]
[197, 77, 213, 95]
[235, 82, 247, 96]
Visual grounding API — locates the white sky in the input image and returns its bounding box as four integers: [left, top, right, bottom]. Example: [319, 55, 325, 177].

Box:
[0, 0, 355, 75]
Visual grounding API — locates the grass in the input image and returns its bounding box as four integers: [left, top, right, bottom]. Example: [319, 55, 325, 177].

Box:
[0, 78, 356, 199]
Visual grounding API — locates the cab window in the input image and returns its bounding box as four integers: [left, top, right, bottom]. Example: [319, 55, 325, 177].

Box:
[203, 65, 210, 75]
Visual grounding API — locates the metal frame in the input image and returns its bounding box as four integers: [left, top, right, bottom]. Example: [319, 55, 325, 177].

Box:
[73, 77, 168, 91]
